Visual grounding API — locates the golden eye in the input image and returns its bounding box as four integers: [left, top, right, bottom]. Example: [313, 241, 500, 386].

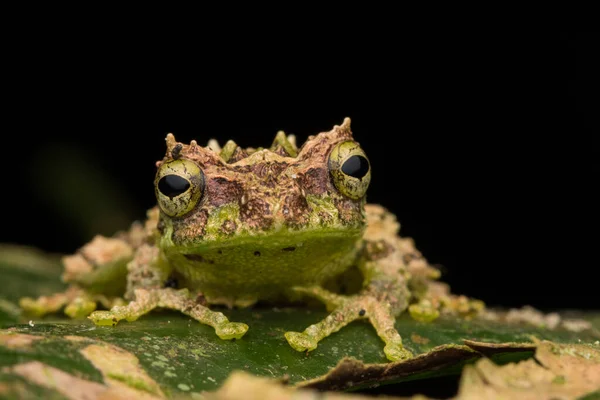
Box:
[328, 141, 371, 199]
[155, 159, 204, 217]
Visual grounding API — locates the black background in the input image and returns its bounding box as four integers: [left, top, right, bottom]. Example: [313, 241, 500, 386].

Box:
[1, 30, 597, 312]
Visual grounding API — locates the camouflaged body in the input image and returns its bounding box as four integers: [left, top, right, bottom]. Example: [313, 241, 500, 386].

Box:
[151, 119, 372, 305]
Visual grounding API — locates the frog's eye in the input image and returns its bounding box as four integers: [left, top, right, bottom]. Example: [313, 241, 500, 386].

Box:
[328, 141, 371, 199]
[155, 159, 204, 217]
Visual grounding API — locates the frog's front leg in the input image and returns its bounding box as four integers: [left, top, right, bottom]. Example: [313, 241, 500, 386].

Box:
[90, 288, 247, 339]
[285, 275, 412, 362]
[285, 205, 416, 362]
[88, 244, 248, 340]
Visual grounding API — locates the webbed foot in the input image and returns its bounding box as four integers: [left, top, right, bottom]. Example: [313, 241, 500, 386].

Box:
[89, 310, 120, 326]
[215, 322, 249, 340]
[384, 342, 413, 362]
[284, 331, 318, 352]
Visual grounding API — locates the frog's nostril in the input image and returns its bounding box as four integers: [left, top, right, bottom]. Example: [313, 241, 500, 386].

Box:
[282, 247, 296, 252]
[164, 277, 178, 289]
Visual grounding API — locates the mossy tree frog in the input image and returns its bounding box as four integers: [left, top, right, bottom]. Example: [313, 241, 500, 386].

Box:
[21, 118, 483, 361]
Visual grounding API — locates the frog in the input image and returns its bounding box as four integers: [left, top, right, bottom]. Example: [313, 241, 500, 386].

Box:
[20, 118, 483, 362]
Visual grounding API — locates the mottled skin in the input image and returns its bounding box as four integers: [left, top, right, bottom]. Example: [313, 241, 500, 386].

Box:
[20, 118, 483, 362]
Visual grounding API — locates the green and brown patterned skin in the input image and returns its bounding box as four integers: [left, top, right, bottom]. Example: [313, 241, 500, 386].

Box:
[20, 118, 483, 362]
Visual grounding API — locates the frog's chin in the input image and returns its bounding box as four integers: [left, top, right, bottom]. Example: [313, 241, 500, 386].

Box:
[162, 227, 363, 292]
[163, 226, 364, 256]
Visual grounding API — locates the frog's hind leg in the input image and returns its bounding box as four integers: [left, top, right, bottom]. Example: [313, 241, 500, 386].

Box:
[20, 287, 124, 319]
[65, 293, 125, 319]
[20, 231, 136, 319]
[284, 286, 412, 361]
[89, 288, 248, 340]
[19, 286, 92, 318]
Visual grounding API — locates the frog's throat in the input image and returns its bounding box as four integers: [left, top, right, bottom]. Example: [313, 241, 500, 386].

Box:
[160, 228, 364, 303]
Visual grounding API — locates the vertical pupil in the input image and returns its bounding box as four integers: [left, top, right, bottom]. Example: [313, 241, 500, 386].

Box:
[158, 175, 190, 199]
[341, 155, 370, 179]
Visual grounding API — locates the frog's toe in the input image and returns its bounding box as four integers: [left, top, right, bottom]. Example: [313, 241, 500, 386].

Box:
[215, 322, 248, 340]
[64, 299, 97, 319]
[384, 342, 413, 362]
[88, 311, 120, 327]
[19, 298, 47, 318]
[284, 331, 318, 352]
[408, 302, 440, 323]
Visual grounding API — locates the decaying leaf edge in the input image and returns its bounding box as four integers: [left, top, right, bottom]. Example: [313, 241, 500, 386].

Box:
[297, 340, 539, 391]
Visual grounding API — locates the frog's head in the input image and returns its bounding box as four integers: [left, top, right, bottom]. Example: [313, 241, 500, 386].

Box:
[153, 118, 371, 259]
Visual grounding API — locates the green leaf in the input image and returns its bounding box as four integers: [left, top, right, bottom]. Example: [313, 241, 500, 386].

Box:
[1, 244, 599, 399]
